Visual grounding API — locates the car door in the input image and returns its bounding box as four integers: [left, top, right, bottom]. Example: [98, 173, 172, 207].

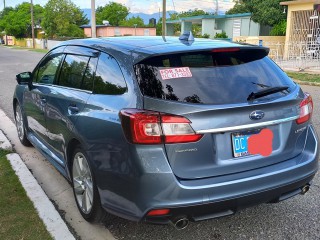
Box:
[23, 47, 65, 144]
[45, 46, 98, 160]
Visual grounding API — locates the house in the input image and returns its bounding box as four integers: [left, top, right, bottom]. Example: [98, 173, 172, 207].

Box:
[280, 0, 320, 59]
[165, 13, 269, 39]
[81, 25, 156, 37]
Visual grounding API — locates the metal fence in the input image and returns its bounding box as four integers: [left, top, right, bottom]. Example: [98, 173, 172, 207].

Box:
[261, 41, 320, 71]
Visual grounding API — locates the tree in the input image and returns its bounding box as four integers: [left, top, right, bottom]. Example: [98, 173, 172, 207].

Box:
[0, 3, 43, 38]
[226, 0, 292, 27]
[42, 0, 88, 38]
[120, 16, 145, 27]
[169, 9, 208, 20]
[0, 6, 14, 20]
[156, 17, 163, 36]
[96, 2, 129, 26]
[270, 20, 287, 36]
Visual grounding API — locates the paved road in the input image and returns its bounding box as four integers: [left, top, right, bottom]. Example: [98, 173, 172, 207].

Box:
[0, 47, 44, 120]
[0, 46, 319, 240]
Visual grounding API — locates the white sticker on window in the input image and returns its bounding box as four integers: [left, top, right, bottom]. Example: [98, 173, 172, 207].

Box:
[159, 67, 192, 80]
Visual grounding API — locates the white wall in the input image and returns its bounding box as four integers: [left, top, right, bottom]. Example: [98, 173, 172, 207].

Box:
[47, 40, 63, 50]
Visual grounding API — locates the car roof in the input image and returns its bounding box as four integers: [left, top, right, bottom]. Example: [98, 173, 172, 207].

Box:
[57, 36, 268, 63]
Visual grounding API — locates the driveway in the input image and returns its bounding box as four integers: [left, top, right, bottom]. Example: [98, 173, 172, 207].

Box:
[0, 46, 319, 240]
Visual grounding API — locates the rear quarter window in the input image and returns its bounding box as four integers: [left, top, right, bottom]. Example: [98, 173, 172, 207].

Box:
[93, 53, 127, 95]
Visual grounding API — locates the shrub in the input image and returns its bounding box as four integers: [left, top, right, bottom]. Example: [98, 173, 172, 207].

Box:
[214, 31, 228, 39]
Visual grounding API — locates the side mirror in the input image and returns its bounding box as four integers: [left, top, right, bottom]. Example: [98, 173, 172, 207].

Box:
[16, 72, 33, 89]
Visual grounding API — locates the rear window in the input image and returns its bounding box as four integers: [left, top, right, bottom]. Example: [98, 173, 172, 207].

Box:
[135, 50, 296, 105]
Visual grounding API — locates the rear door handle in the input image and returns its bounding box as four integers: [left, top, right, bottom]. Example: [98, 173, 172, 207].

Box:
[68, 105, 79, 115]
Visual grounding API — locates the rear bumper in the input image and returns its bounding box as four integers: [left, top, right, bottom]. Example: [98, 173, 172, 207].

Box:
[145, 174, 315, 224]
[98, 125, 319, 223]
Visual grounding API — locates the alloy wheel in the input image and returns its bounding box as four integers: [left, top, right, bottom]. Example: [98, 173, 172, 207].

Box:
[15, 105, 24, 141]
[72, 152, 94, 214]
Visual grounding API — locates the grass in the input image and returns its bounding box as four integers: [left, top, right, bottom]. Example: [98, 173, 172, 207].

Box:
[3, 45, 48, 53]
[286, 71, 320, 83]
[0, 149, 52, 240]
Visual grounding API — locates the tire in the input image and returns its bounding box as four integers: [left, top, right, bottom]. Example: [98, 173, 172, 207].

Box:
[14, 103, 31, 146]
[71, 146, 106, 222]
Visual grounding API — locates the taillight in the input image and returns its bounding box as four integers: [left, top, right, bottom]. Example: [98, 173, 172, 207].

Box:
[120, 109, 161, 144]
[296, 93, 313, 125]
[161, 115, 202, 143]
[119, 109, 203, 144]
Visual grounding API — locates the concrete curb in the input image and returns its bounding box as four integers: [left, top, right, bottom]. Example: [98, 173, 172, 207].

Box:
[0, 132, 75, 240]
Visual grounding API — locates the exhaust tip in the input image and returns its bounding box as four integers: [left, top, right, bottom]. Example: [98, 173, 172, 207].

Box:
[301, 184, 310, 195]
[172, 217, 189, 230]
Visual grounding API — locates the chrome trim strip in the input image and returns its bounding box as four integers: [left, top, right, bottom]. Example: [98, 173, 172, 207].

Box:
[197, 115, 299, 134]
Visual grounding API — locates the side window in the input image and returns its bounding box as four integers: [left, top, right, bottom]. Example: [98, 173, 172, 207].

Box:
[94, 53, 127, 95]
[58, 54, 92, 90]
[36, 54, 64, 84]
[82, 57, 97, 91]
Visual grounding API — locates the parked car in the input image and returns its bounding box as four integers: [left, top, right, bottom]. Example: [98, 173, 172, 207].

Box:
[13, 36, 318, 229]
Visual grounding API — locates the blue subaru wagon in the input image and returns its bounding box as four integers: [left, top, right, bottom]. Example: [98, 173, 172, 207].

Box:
[13, 36, 318, 229]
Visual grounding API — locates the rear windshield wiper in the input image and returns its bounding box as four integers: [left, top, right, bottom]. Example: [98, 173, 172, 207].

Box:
[247, 86, 289, 101]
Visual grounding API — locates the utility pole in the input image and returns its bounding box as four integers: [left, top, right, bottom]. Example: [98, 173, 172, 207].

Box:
[162, 0, 166, 37]
[31, 0, 35, 48]
[3, 0, 8, 45]
[134, 24, 137, 36]
[91, 0, 97, 38]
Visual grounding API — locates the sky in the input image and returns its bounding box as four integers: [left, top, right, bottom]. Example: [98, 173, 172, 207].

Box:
[1, 0, 235, 14]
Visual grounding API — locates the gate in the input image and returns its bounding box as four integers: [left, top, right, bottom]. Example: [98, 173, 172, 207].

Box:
[275, 9, 320, 71]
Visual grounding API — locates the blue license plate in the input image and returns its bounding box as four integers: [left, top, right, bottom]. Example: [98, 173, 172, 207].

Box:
[232, 132, 254, 158]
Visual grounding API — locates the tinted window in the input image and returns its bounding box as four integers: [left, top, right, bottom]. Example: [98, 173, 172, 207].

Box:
[82, 57, 97, 91]
[135, 51, 296, 105]
[36, 54, 63, 84]
[93, 53, 127, 95]
[58, 55, 91, 90]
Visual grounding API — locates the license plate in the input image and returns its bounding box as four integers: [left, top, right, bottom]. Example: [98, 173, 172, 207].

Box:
[232, 130, 260, 158]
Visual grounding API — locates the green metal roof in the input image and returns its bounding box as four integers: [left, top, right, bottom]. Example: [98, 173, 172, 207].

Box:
[166, 13, 252, 24]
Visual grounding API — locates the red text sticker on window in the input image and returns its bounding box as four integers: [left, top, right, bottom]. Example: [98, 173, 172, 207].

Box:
[160, 67, 192, 80]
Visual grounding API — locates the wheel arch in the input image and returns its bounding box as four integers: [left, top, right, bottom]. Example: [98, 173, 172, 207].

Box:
[13, 98, 18, 116]
[66, 138, 82, 179]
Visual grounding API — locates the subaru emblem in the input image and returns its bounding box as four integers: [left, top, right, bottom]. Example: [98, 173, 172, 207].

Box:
[250, 110, 265, 120]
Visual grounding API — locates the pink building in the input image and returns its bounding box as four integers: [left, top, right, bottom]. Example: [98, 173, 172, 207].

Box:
[81, 25, 156, 37]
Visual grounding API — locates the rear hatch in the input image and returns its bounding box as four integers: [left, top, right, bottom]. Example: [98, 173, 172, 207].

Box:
[134, 47, 311, 180]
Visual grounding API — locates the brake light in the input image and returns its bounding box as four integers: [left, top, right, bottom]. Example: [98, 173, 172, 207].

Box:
[119, 109, 203, 144]
[296, 93, 313, 124]
[212, 47, 240, 53]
